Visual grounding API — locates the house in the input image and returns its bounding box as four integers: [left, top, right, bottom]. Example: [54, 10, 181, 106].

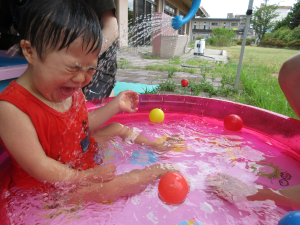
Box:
[116, 0, 209, 48]
[260, 4, 292, 23]
[191, 14, 252, 40]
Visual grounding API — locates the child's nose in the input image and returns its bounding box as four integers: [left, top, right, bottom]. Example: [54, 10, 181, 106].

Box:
[72, 71, 86, 83]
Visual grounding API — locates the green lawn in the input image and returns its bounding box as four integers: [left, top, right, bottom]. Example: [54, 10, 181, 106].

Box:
[218, 46, 299, 119]
[160, 45, 299, 119]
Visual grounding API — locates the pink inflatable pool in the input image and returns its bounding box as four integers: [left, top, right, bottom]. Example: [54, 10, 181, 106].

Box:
[1, 94, 300, 225]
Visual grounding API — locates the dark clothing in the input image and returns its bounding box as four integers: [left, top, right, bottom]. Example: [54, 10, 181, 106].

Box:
[82, 0, 118, 100]
[82, 41, 118, 100]
[0, 0, 34, 50]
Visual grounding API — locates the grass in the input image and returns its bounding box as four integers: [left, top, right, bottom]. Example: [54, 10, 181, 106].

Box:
[220, 46, 298, 118]
[145, 64, 197, 74]
[160, 46, 298, 118]
[118, 58, 130, 69]
[142, 54, 160, 60]
[118, 45, 299, 119]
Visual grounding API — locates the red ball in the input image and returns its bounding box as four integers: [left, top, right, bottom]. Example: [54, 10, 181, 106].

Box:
[158, 172, 189, 205]
[181, 79, 189, 87]
[224, 114, 243, 131]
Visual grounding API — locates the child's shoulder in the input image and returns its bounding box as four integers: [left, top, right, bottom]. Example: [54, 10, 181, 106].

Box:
[0, 99, 28, 137]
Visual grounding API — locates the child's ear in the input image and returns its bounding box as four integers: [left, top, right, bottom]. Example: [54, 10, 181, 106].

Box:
[20, 40, 35, 65]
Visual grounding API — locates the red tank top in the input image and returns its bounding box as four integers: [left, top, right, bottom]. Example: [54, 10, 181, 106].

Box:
[0, 81, 101, 188]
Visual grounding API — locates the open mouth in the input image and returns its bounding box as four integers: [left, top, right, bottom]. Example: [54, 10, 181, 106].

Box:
[59, 86, 78, 98]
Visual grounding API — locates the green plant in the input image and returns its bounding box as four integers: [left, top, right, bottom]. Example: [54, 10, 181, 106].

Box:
[142, 54, 160, 59]
[157, 78, 177, 92]
[141, 86, 158, 94]
[210, 27, 236, 46]
[145, 65, 197, 74]
[287, 40, 300, 49]
[118, 58, 130, 69]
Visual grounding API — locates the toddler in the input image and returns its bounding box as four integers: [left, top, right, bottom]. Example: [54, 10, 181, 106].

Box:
[0, 0, 179, 203]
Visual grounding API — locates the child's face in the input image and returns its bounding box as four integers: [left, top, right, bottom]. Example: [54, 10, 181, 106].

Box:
[31, 37, 99, 102]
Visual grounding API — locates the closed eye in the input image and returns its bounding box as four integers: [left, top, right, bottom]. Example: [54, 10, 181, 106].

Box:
[67, 67, 80, 73]
[87, 68, 97, 75]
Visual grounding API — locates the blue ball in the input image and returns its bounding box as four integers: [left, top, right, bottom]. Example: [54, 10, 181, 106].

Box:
[278, 211, 300, 225]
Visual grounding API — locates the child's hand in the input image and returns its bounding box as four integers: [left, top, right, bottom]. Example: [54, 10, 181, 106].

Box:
[206, 173, 258, 203]
[115, 90, 139, 113]
[88, 163, 116, 183]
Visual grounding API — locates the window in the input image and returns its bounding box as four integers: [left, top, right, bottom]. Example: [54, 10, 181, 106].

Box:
[211, 23, 218, 26]
[194, 25, 196, 29]
[231, 23, 238, 26]
[164, 2, 176, 17]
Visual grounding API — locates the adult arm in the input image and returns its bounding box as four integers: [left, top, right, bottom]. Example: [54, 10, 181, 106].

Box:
[0, 101, 115, 184]
[99, 9, 119, 55]
[247, 186, 300, 209]
[278, 53, 300, 119]
[207, 173, 300, 209]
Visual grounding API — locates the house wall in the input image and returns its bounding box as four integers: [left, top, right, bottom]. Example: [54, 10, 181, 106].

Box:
[274, 8, 291, 22]
[191, 18, 241, 40]
[116, 0, 199, 47]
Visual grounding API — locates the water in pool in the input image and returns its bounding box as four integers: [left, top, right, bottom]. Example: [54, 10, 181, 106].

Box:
[4, 112, 300, 224]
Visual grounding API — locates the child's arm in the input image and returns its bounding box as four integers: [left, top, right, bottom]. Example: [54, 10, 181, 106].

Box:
[92, 123, 183, 153]
[278, 53, 300, 119]
[0, 101, 116, 184]
[88, 90, 139, 132]
[67, 163, 180, 203]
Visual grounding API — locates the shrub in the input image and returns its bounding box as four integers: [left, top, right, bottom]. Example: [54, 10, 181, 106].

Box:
[287, 40, 300, 49]
[274, 39, 286, 48]
[236, 39, 251, 45]
[259, 38, 286, 48]
[263, 33, 272, 39]
[209, 27, 236, 46]
[206, 37, 216, 45]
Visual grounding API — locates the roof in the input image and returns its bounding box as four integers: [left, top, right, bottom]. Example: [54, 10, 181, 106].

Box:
[200, 6, 210, 17]
[260, 3, 292, 9]
[193, 17, 241, 21]
[277, 6, 292, 9]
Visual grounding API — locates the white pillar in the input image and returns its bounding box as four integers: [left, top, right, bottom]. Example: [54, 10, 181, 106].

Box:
[116, 0, 128, 47]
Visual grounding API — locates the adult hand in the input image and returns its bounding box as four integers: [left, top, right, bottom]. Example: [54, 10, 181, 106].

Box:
[206, 173, 258, 203]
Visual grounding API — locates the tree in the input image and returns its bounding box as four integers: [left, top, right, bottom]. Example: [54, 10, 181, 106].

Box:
[251, 5, 279, 40]
[274, 2, 300, 31]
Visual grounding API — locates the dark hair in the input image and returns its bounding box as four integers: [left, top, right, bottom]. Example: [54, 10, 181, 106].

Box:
[18, 0, 102, 60]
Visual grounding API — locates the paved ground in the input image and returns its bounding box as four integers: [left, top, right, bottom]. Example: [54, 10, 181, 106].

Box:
[116, 46, 228, 97]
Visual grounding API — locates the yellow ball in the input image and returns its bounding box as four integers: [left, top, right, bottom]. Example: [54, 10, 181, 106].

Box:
[149, 108, 165, 123]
